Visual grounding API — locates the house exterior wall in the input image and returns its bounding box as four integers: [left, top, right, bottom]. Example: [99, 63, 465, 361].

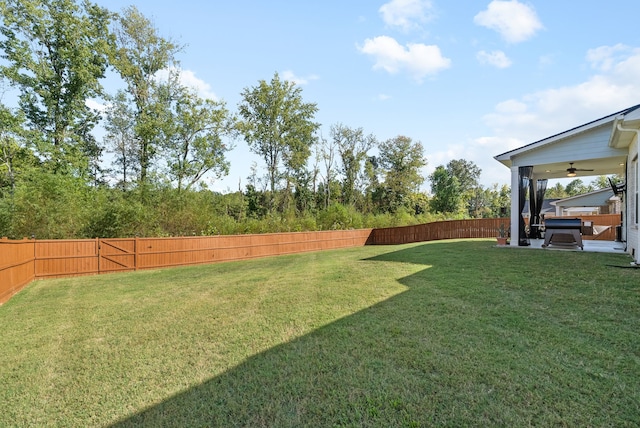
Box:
[511, 125, 628, 167]
[628, 137, 639, 263]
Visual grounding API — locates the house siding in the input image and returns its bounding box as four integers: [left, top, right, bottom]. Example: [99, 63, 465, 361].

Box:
[628, 137, 639, 263]
[512, 125, 627, 167]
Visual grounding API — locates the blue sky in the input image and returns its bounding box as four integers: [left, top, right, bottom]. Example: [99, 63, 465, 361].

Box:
[93, 0, 640, 192]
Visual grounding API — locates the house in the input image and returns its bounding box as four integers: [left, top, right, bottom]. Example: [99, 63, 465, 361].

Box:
[494, 104, 640, 263]
[523, 198, 561, 218]
[550, 188, 620, 217]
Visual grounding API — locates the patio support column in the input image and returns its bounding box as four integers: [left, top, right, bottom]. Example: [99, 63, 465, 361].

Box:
[510, 166, 520, 246]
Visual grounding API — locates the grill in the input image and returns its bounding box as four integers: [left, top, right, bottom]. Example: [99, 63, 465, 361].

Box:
[541, 217, 583, 250]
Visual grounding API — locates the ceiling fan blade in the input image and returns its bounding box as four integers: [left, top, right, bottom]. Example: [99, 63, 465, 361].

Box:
[565, 163, 593, 173]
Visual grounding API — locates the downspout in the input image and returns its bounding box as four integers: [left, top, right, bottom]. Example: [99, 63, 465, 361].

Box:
[615, 122, 639, 251]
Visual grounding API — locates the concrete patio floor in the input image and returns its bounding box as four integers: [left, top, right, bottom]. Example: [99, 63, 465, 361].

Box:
[503, 239, 627, 254]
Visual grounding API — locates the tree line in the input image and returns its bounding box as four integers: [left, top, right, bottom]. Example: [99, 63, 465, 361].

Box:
[0, 0, 608, 239]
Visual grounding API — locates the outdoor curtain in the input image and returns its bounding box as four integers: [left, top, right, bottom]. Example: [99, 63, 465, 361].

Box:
[518, 166, 533, 246]
[535, 178, 548, 227]
[529, 178, 548, 239]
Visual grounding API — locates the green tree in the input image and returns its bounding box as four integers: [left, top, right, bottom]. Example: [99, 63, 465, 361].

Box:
[103, 91, 138, 190]
[238, 72, 319, 210]
[590, 174, 624, 190]
[467, 187, 491, 218]
[446, 159, 481, 193]
[318, 133, 339, 208]
[545, 182, 567, 198]
[492, 183, 511, 217]
[466, 184, 510, 218]
[376, 135, 426, 213]
[8, 169, 94, 238]
[161, 82, 234, 192]
[565, 179, 592, 196]
[362, 155, 380, 213]
[331, 123, 375, 206]
[0, 104, 30, 193]
[0, 0, 113, 175]
[111, 5, 181, 185]
[429, 165, 463, 214]
[446, 159, 482, 217]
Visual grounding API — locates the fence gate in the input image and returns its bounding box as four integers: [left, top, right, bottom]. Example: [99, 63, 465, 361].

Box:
[99, 239, 136, 273]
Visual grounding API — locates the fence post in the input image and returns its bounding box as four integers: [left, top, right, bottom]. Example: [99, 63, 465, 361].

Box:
[32, 235, 36, 280]
[97, 238, 100, 274]
[134, 236, 138, 271]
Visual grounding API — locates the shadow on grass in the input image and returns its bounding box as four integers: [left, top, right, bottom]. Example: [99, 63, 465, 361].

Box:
[110, 241, 638, 427]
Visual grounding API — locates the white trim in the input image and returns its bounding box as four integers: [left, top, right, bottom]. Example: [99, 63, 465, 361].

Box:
[510, 166, 520, 246]
[495, 104, 640, 166]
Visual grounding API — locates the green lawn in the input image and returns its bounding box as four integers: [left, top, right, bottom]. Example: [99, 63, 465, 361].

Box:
[1, 239, 639, 427]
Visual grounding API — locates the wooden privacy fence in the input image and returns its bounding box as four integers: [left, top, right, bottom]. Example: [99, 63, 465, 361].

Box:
[544, 214, 621, 241]
[0, 215, 624, 304]
[0, 229, 372, 304]
[367, 214, 622, 245]
[367, 218, 508, 245]
[0, 239, 34, 305]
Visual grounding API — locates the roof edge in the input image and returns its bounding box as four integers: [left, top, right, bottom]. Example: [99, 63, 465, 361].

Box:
[494, 103, 640, 162]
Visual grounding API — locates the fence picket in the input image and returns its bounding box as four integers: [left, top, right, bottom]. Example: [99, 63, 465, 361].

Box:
[0, 214, 623, 304]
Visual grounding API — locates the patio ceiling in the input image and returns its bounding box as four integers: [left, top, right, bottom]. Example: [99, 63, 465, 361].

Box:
[527, 156, 627, 180]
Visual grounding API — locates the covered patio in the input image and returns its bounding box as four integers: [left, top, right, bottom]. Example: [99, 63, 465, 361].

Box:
[494, 104, 640, 263]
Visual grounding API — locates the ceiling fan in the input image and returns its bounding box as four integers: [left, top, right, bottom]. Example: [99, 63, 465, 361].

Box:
[565, 162, 593, 177]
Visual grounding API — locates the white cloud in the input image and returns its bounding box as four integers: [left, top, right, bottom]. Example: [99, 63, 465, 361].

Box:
[495, 99, 528, 114]
[474, 1, 543, 43]
[379, 0, 434, 32]
[281, 70, 319, 86]
[586, 43, 631, 72]
[179, 69, 218, 100]
[155, 67, 218, 100]
[358, 35, 451, 81]
[475, 136, 523, 151]
[470, 45, 640, 185]
[85, 99, 107, 112]
[482, 45, 640, 145]
[377, 93, 392, 101]
[476, 50, 512, 68]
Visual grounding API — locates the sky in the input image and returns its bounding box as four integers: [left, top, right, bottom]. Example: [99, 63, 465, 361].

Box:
[92, 0, 640, 193]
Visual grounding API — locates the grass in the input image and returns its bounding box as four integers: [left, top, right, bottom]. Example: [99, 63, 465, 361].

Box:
[1, 239, 639, 427]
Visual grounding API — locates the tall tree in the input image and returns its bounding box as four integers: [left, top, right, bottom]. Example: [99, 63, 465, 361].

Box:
[467, 185, 509, 218]
[446, 159, 481, 193]
[238, 72, 319, 210]
[446, 159, 482, 216]
[361, 155, 380, 214]
[0, 104, 28, 193]
[591, 174, 624, 190]
[565, 179, 592, 196]
[545, 182, 567, 199]
[161, 82, 234, 192]
[429, 165, 463, 214]
[0, 0, 113, 175]
[377, 135, 426, 212]
[111, 5, 181, 185]
[318, 133, 339, 208]
[103, 90, 138, 190]
[331, 123, 375, 206]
